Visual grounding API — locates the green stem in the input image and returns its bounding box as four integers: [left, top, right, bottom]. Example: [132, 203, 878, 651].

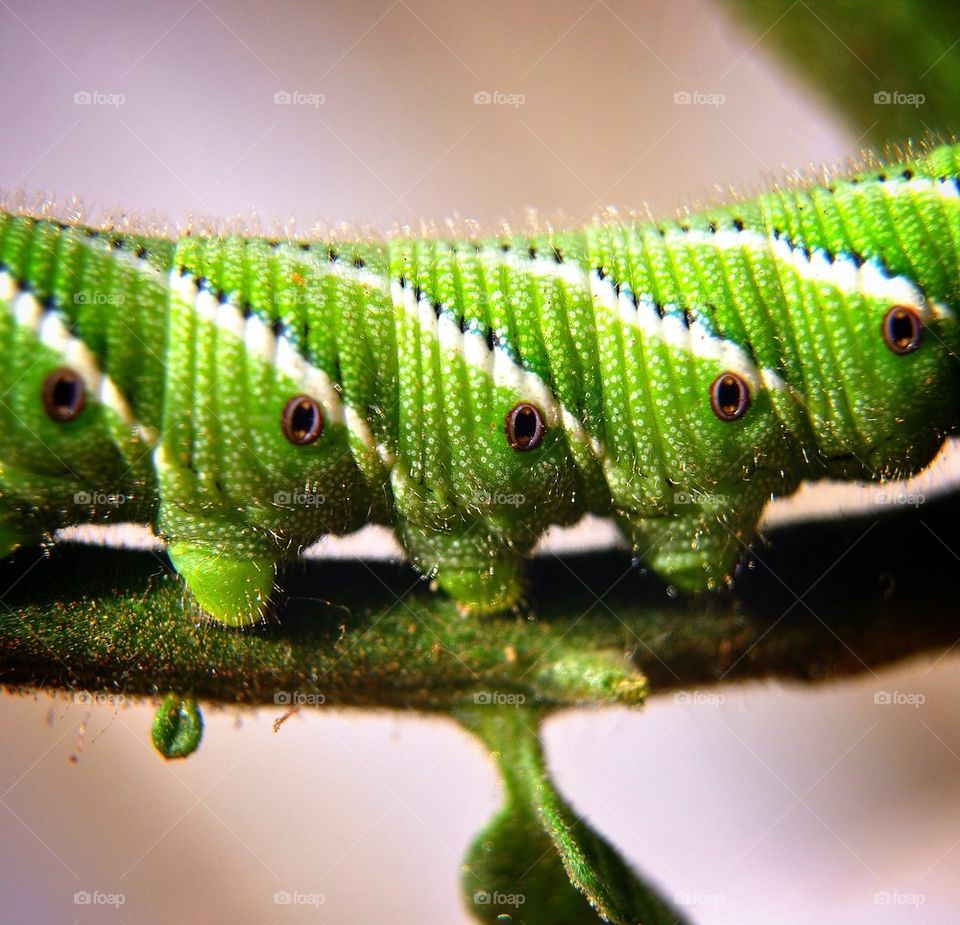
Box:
[2, 492, 960, 710]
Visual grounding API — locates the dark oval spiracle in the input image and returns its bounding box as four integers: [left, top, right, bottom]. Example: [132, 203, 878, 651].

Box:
[504, 402, 545, 451]
[41, 368, 86, 422]
[883, 305, 922, 355]
[710, 372, 750, 422]
[281, 395, 324, 445]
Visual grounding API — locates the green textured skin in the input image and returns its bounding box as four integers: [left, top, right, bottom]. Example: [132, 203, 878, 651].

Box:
[1, 142, 959, 626]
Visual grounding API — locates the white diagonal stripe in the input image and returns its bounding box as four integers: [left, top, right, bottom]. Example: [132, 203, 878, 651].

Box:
[0, 269, 156, 444]
[588, 270, 781, 393]
[172, 270, 383, 452]
[392, 278, 600, 457]
[676, 227, 952, 323]
[488, 245, 788, 391]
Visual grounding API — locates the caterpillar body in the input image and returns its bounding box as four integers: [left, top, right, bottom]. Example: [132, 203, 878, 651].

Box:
[1, 143, 959, 626]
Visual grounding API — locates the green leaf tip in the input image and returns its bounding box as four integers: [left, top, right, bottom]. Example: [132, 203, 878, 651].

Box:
[151, 693, 204, 760]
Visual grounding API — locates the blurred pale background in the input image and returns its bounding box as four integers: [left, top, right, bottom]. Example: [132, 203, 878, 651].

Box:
[0, 1, 958, 922]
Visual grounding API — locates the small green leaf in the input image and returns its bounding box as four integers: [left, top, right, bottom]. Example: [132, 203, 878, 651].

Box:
[459, 707, 689, 925]
[151, 693, 203, 759]
[462, 794, 602, 923]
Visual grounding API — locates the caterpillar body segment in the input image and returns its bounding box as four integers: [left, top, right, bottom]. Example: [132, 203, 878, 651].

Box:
[1, 142, 959, 624]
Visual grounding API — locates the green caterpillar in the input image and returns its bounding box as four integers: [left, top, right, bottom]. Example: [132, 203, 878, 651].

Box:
[2, 141, 959, 626]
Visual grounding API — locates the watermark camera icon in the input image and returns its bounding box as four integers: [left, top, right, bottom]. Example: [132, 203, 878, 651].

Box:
[74, 890, 124, 906]
[274, 89, 325, 107]
[473, 690, 525, 706]
[73, 89, 125, 108]
[874, 89, 924, 107]
[873, 689, 925, 707]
